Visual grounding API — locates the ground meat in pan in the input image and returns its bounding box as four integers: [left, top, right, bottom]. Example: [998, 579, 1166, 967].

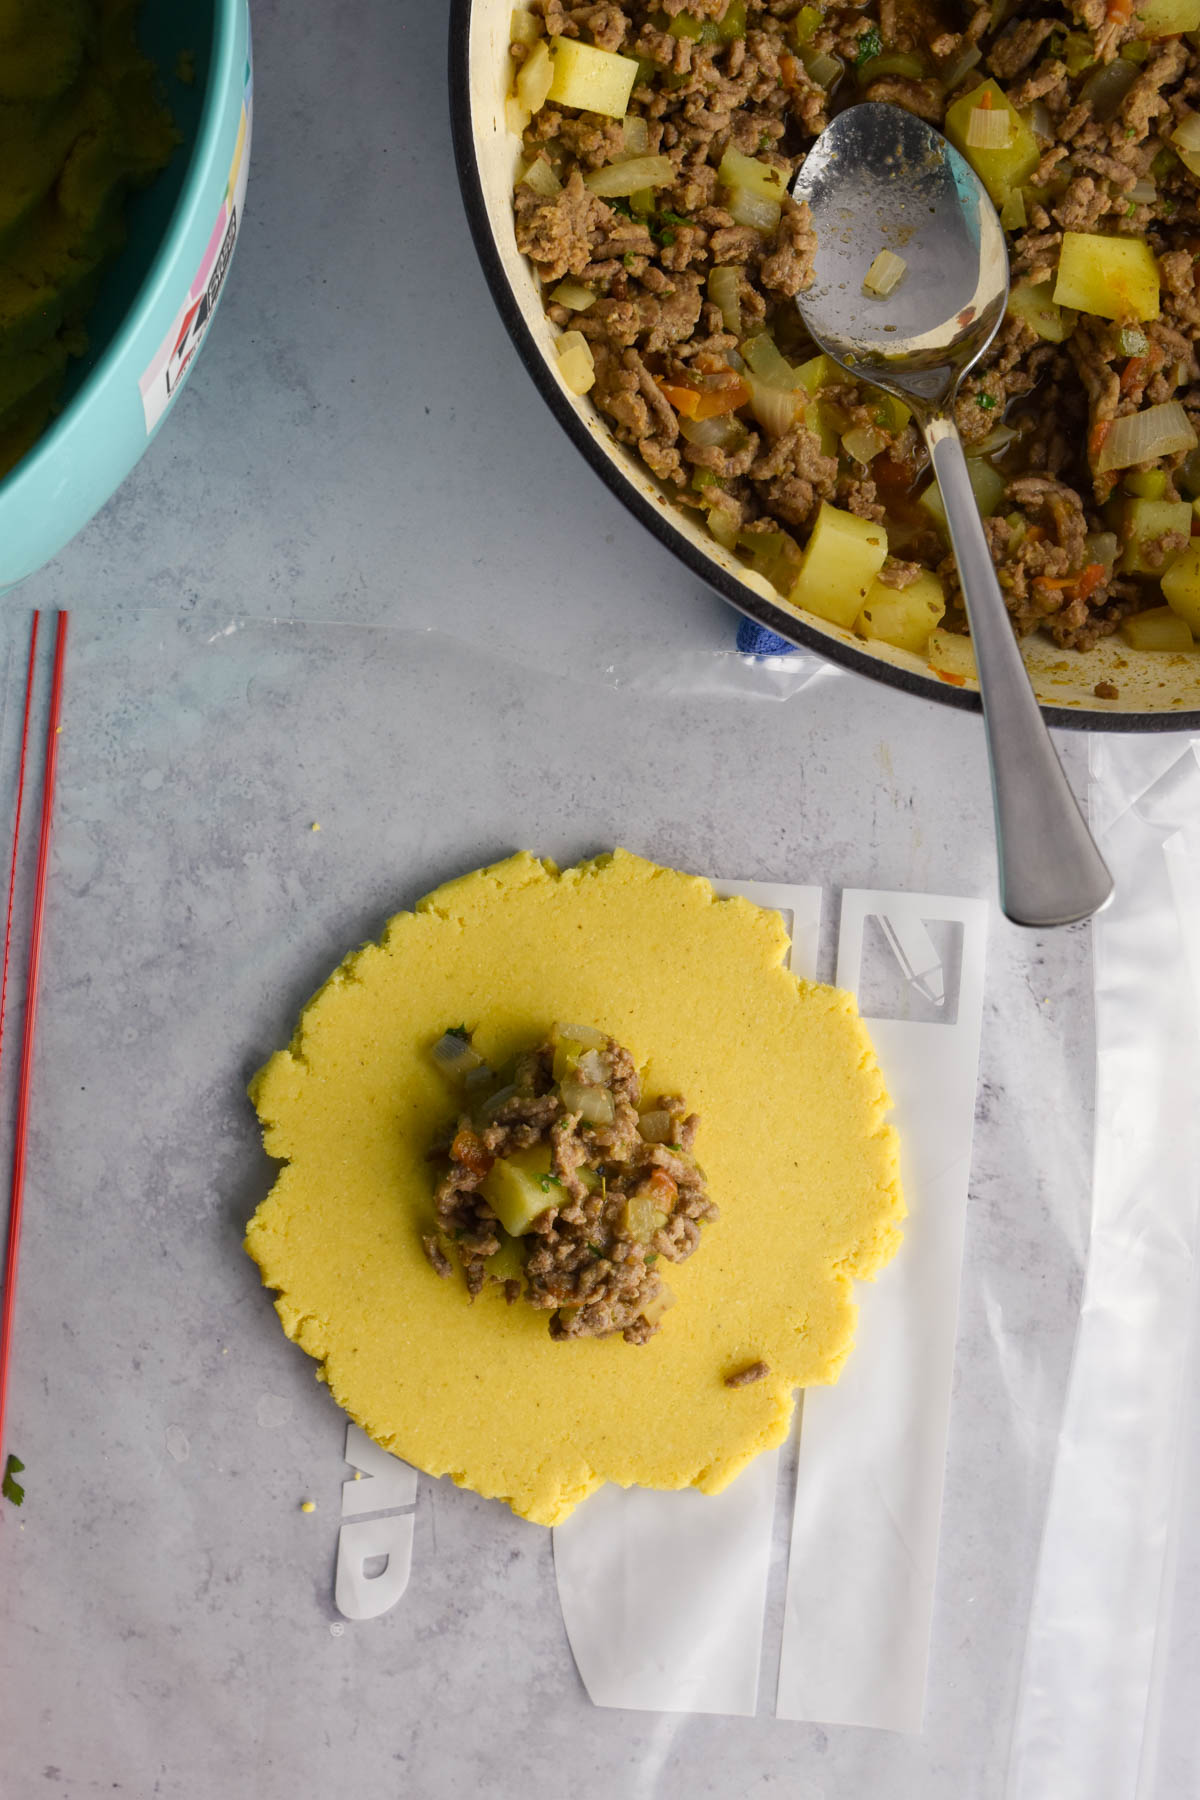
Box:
[511, 0, 1200, 650]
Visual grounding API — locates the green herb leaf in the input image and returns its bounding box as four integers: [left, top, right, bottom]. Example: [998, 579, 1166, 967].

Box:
[3, 1454, 25, 1507]
[645, 1253, 659, 1265]
[976, 393, 997, 410]
[588, 1243, 604, 1257]
[539, 1174, 564, 1193]
[856, 24, 883, 65]
[623, 251, 637, 269]
[446, 1024, 470, 1040]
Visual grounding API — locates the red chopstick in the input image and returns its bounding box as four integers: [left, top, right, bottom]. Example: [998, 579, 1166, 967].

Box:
[0, 610, 68, 1477]
[0, 615, 40, 1079]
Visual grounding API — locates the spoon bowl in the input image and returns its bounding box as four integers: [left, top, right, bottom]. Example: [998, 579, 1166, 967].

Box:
[791, 100, 1009, 399]
[791, 103, 1112, 929]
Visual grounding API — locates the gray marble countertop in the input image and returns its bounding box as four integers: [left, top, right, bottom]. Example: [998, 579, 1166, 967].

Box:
[0, 2, 1178, 1796]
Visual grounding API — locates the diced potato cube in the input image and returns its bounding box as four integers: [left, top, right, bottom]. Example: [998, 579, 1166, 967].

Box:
[1125, 468, 1169, 500]
[1117, 497, 1192, 574]
[1134, 0, 1200, 34]
[789, 502, 888, 628]
[1119, 606, 1195, 650]
[556, 330, 595, 396]
[1008, 279, 1076, 344]
[927, 627, 979, 684]
[944, 79, 1039, 206]
[1053, 232, 1160, 323]
[1160, 541, 1200, 630]
[856, 569, 946, 653]
[546, 37, 639, 118]
[481, 1144, 557, 1236]
[717, 147, 787, 205]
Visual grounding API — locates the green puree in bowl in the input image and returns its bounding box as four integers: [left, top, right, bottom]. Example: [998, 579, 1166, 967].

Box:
[0, 0, 177, 478]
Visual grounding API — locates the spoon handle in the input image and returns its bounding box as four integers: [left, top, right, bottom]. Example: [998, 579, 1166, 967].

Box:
[924, 415, 1113, 928]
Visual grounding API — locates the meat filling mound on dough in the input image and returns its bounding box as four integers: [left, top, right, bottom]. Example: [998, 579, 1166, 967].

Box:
[425, 1025, 718, 1345]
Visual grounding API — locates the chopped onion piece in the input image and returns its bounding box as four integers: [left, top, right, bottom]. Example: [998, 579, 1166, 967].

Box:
[966, 104, 1013, 149]
[518, 155, 561, 197]
[742, 332, 803, 388]
[805, 50, 843, 87]
[511, 9, 542, 45]
[1027, 99, 1053, 140]
[707, 264, 743, 335]
[678, 411, 744, 448]
[842, 424, 888, 464]
[479, 1083, 518, 1121]
[1128, 177, 1156, 204]
[585, 153, 674, 197]
[560, 1078, 616, 1124]
[620, 114, 650, 157]
[549, 278, 596, 311]
[745, 369, 804, 437]
[575, 1048, 608, 1084]
[972, 422, 1019, 456]
[431, 1031, 485, 1080]
[552, 1022, 607, 1048]
[1096, 400, 1198, 472]
[556, 330, 596, 396]
[1173, 109, 1200, 152]
[862, 249, 907, 297]
[638, 1109, 675, 1143]
[516, 38, 554, 118]
[940, 42, 982, 89]
[1085, 530, 1120, 570]
[726, 186, 782, 233]
[1120, 325, 1150, 355]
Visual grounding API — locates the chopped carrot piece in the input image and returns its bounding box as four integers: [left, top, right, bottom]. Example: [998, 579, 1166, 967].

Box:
[658, 378, 750, 420]
[1089, 418, 1113, 462]
[1120, 356, 1147, 395]
[451, 1127, 492, 1177]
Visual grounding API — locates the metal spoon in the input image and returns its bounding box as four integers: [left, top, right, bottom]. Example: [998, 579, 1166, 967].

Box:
[790, 102, 1112, 928]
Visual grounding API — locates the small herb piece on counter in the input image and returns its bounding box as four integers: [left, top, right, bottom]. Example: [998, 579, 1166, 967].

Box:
[429, 1030, 715, 1343]
[2, 1454, 25, 1506]
[855, 24, 883, 65]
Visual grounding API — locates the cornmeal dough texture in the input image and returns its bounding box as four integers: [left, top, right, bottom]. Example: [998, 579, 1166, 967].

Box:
[245, 851, 904, 1526]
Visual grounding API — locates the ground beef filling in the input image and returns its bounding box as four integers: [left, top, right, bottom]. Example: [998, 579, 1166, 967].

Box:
[427, 1032, 718, 1344]
[512, 0, 1200, 651]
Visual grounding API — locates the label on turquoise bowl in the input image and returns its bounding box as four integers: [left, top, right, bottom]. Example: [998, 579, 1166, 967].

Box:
[138, 56, 253, 432]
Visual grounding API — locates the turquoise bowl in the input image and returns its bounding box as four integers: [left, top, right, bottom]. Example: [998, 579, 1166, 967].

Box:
[0, 0, 252, 590]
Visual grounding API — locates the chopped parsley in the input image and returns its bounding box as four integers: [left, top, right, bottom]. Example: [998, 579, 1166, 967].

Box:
[3, 1454, 25, 1506]
[658, 209, 691, 228]
[645, 1253, 659, 1265]
[669, 1142, 685, 1152]
[1127, 201, 1138, 217]
[855, 24, 883, 65]
[1163, 197, 1177, 215]
[758, 130, 773, 152]
[623, 251, 637, 269]
[539, 1173, 564, 1193]
[446, 1024, 470, 1040]
[976, 392, 997, 410]
[1126, 125, 1137, 139]
[587, 1243, 604, 1257]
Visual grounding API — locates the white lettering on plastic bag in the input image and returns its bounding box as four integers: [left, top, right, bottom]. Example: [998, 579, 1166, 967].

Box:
[334, 1422, 419, 1622]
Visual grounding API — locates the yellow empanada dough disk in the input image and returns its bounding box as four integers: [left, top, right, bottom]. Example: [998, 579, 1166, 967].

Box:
[245, 850, 904, 1526]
